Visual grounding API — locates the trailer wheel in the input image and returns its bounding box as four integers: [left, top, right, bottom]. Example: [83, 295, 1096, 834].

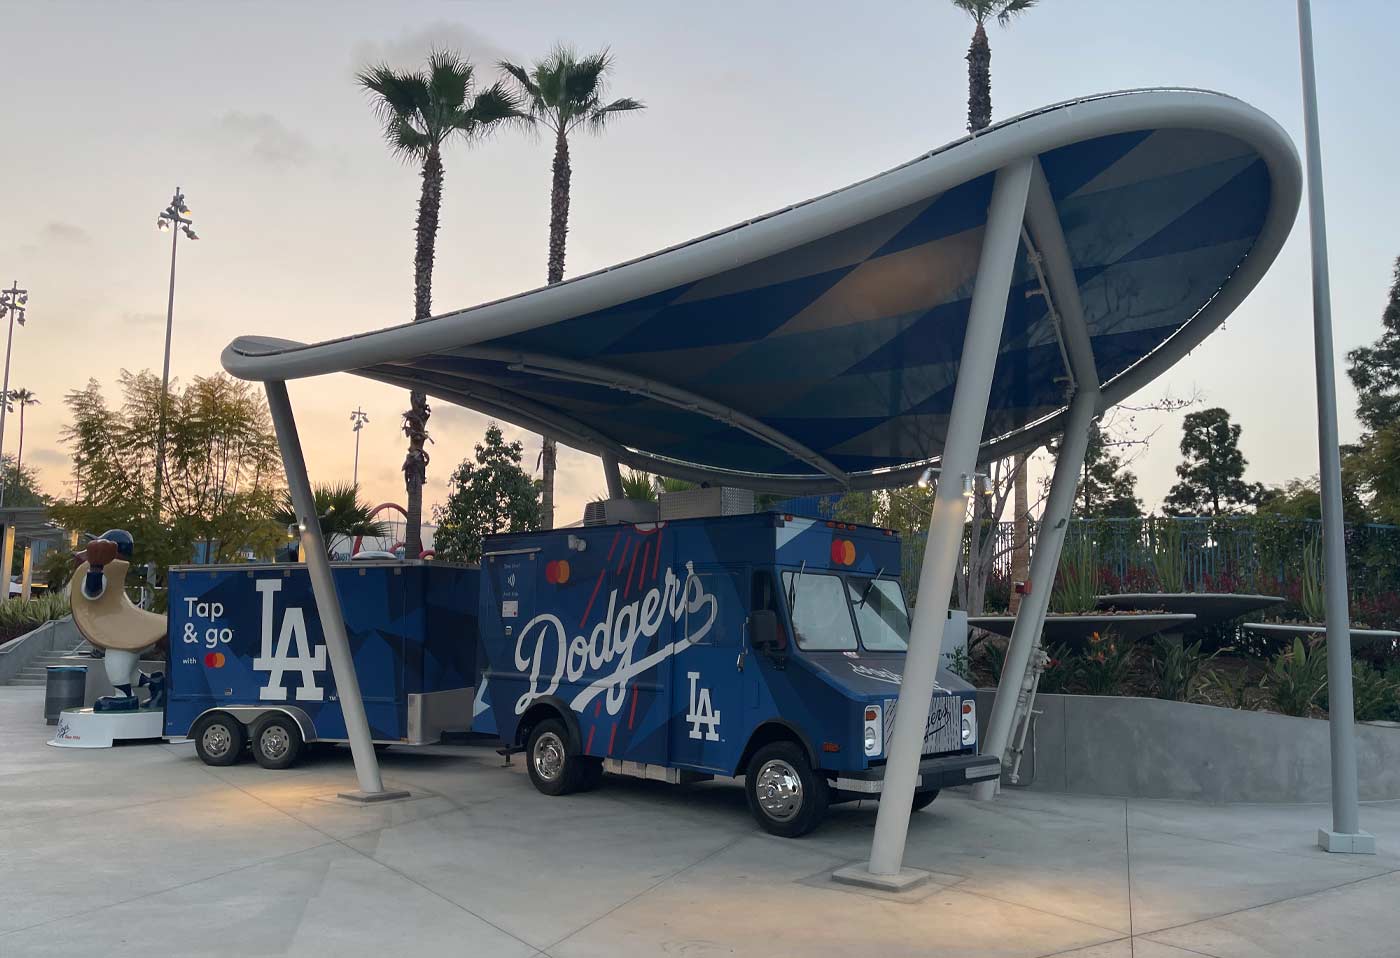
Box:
[251, 715, 304, 770]
[911, 789, 940, 811]
[192, 712, 246, 767]
[745, 741, 829, 838]
[526, 719, 585, 796]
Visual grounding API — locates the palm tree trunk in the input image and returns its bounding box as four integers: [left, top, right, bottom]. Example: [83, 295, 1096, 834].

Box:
[540, 129, 573, 529]
[966, 22, 992, 134]
[15, 405, 24, 480]
[403, 147, 444, 557]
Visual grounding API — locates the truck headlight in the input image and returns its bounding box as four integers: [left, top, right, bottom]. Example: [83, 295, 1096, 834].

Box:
[961, 699, 976, 746]
[863, 704, 882, 757]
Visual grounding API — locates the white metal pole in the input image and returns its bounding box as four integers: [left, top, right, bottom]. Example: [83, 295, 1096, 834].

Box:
[1296, 0, 1372, 854]
[265, 380, 405, 801]
[973, 383, 1099, 800]
[0, 302, 16, 508]
[154, 220, 179, 520]
[865, 158, 1033, 879]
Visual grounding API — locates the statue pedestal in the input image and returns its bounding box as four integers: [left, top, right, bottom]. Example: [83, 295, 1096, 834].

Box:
[48, 707, 164, 749]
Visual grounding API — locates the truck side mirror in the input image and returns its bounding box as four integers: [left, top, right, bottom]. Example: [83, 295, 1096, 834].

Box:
[749, 609, 781, 654]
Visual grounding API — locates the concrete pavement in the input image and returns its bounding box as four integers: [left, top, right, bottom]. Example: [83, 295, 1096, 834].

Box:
[3, 685, 1398, 957]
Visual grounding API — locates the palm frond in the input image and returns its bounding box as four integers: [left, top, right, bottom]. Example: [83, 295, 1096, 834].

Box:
[951, 0, 996, 25]
[562, 49, 613, 107]
[996, 0, 1037, 26]
[426, 48, 473, 112]
[584, 96, 646, 133]
[389, 116, 432, 158]
[462, 80, 529, 133]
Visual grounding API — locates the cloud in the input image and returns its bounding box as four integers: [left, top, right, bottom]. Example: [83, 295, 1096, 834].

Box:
[27, 447, 68, 467]
[215, 112, 314, 169]
[122, 311, 164, 328]
[350, 22, 516, 76]
[38, 221, 93, 246]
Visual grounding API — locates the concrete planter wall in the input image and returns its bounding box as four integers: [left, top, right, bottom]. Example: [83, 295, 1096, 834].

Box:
[974, 689, 1400, 803]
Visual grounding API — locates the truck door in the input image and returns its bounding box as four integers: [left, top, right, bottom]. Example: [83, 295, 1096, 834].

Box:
[668, 566, 745, 773]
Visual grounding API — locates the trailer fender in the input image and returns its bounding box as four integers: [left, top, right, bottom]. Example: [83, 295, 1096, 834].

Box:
[185, 706, 317, 745]
[515, 696, 583, 753]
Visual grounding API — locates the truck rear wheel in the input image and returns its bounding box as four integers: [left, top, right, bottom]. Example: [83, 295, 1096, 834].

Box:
[251, 715, 304, 770]
[526, 719, 586, 796]
[745, 741, 829, 838]
[192, 712, 246, 767]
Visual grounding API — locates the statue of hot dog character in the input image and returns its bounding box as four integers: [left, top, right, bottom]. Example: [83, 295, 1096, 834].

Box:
[69, 530, 167, 712]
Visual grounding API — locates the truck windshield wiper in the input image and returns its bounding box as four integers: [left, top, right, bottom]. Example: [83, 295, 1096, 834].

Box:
[787, 560, 806, 613]
[857, 568, 885, 608]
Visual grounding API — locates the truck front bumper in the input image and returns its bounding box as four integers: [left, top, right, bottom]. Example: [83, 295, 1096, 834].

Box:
[834, 753, 1001, 795]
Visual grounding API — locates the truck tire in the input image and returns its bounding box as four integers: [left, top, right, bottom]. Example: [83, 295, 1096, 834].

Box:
[251, 715, 304, 770]
[745, 741, 829, 838]
[911, 789, 940, 811]
[192, 712, 246, 767]
[526, 719, 586, 796]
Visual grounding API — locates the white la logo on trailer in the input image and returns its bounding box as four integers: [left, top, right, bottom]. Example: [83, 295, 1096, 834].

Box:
[686, 671, 720, 741]
[253, 579, 327, 701]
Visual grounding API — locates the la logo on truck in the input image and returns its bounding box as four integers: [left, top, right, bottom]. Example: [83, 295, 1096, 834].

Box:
[253, 579, 326, 701]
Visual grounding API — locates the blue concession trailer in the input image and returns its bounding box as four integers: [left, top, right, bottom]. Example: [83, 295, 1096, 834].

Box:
[165, 560, 479, 769]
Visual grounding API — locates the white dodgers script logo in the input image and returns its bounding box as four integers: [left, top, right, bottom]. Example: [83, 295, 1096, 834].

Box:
[686, 672, 720, 740]
[513, 562, 717, 717]
[254, 579, 327, 701]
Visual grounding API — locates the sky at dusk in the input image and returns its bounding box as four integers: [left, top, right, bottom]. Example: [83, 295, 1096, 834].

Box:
[2, 0, 1398, 531]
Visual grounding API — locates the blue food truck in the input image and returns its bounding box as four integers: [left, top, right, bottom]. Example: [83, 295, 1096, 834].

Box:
[476, 512, 998, 836]
[164, 560, 479, 769]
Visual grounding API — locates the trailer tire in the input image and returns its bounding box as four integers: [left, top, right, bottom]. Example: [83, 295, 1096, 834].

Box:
[526, 719, 585, 796]
[745, 741, 829, 838]
[251, 715, 304, 770]
[192, 712, 246, 767]
[911, 789, 940, 811]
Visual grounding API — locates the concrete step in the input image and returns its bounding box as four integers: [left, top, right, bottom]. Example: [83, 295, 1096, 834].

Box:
[9, 677, 48, 686]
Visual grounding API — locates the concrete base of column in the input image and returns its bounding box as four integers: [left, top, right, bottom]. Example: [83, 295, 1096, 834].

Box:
[1317, 828, 1376, 854]
[338, 788, 412, 804]
[831, 862, 930, 892]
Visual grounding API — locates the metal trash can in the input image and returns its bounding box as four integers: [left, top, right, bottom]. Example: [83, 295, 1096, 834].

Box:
[45, 665, 88, 725]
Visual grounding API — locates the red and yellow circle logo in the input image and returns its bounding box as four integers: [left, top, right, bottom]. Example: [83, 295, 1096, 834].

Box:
[203, 652, 226, 668]
[544, 559, 571, 584]
[830, 539, 856, 566]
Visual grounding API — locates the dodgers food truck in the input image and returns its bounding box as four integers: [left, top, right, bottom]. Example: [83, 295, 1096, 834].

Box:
[164, 560, 479, 769]
[477, 512, 999, 836]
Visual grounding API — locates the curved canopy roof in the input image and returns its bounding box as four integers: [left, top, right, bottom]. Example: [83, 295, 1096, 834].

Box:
[225, 89, 1301, 493]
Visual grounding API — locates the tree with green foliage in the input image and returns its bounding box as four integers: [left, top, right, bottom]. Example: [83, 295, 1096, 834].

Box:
[1163, 407, 1262, 515]
[1079, 423, 1142, 518]
[1257, 472, 1369, 524]
[619, 469, 657, 502]
[358, 50, 526, 557]
[501, 46, 644, 530]
[1346, 256, 1400, 522]
[272, 483, 389, 557]
[0, 456, 46, 507]
[433, 424, 543, 563]
[952, 0, 1039, 134]
[51, 371, 285, 573]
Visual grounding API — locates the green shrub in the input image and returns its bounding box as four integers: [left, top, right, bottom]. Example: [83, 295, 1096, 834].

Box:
[1343, 661, 1400, 723]
[1037, 643, 1078, 694]
[1151, 637, 1221, 702]
[1148, 517, 1186, 593]
[1076, 631, 1135, 696]
[1051, 537, 1101, 614]
[1263, 637, 1328, 716]
[1301, 536, 1327, 624]
[1202, 665, 1255, 709]
[947, 645, 971, 681]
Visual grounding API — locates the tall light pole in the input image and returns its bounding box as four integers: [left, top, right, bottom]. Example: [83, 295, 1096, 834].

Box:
[350, 407, 370, 488]
[1296, 0, 1374, 855]
[153, 187, 199, 519]
[0, 281, 30, 508]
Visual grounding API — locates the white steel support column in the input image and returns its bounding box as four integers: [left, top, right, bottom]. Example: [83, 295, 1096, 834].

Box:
[851, 158, 1032, 886]
[265, 381, 407, 803]
[973, 384, 1098, 800]
[1297, 0, 1372, 854]
[601, 452, 625, 500]
[20, 543, 32, 600]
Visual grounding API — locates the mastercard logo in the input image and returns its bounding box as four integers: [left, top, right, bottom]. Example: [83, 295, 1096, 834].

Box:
[204, 652, 226, 668]
[544, 559, 571, 585]
[830, 539, 857, 566]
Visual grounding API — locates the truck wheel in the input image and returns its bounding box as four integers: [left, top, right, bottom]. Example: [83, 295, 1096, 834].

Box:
[526, 719, 585, 796]
[745, 741, 829, 838]
[251, 715, 304, 770]
[192, 712, 246, 767]
[911, 789, 940, 811]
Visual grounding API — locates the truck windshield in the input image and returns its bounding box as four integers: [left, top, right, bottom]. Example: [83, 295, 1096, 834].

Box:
[781, 571, 857, 650]
[847, 578, 910, 651]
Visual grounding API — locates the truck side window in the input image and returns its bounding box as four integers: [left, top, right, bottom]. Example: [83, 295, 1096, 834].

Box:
[781, 571, 858, 651]
[686, 571, 740, 646]
[750, 571, 788, 650]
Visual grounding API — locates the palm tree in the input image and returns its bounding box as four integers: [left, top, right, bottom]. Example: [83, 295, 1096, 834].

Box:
[952, 0, 1038, 134]
[358, 50, 525, 556]
[500, 46, 644, 529]
[273, 483, 390, 557]
[4, 388, 37, 482]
